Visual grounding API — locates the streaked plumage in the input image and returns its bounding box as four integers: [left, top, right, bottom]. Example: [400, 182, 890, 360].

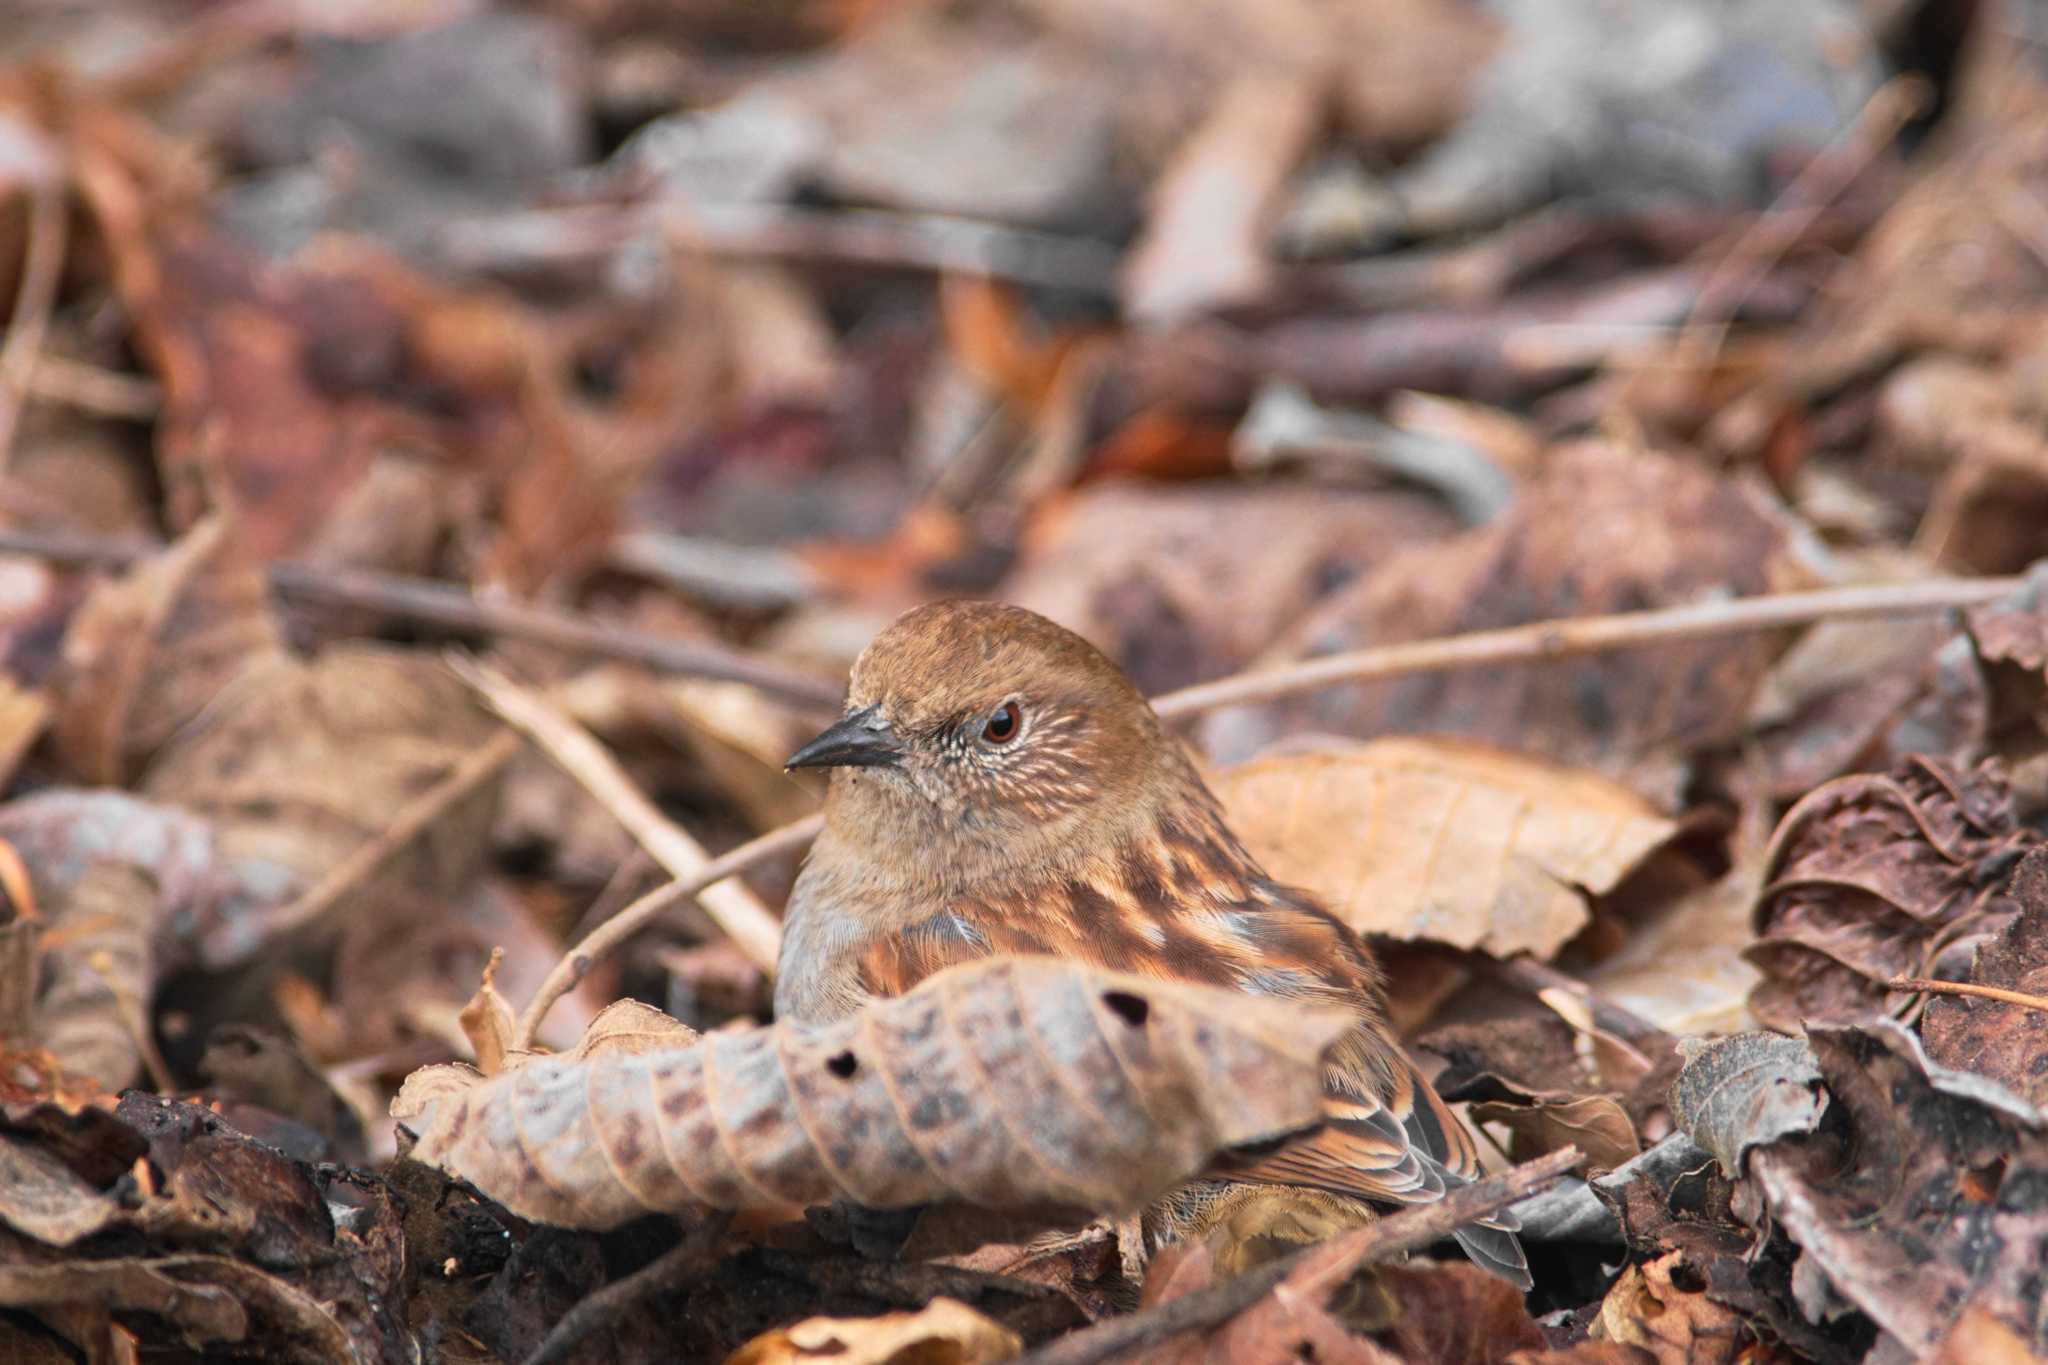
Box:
[777, 600, 1528, 1286]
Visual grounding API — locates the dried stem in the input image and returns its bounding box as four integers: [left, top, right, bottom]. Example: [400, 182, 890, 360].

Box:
[1888, 977, 2048, 1014]
[0, 182, 70, 473]
[454, 658, 785, 975]
[513, 816, 823, 1049]
[1016, 1148, 1581, 1365]
[0, 527, 844, 711]
[1148, 576, 2018, 718]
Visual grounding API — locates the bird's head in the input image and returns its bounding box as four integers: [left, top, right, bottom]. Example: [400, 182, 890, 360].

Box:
[787, 601, 1180, 876]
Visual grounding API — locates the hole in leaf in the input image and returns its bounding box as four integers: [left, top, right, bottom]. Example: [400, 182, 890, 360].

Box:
[826, 1050, 859, 1079]
[1102, 991, 1150, 1028]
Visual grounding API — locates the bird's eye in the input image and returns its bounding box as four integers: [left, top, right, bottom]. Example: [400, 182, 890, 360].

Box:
[980, 702, 1022, 747]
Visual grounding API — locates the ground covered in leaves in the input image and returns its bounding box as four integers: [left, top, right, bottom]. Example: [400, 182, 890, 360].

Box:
[4, 0, 2048, 1362]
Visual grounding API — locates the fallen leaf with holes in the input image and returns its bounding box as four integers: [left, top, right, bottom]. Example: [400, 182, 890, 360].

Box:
[1591, 1250, 1749, 1365]
[49, 516, 283, 786]
[1921, 849, 2048, 1109]
[725, 1296, 1020, 1365]
[1211, 737, 1681, 957]
[1746, 755, 2041, 1032]
[396, 957, 1347, 1228]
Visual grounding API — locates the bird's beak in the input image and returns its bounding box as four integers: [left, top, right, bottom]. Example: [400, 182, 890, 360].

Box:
[785, 705, 905, 771]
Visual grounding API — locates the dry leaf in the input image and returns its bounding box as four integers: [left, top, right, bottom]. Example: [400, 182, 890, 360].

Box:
[457, 948, 517, 1076]
[1121, 71, 1325, 323]
[1205, 442, 1808, 807]
[50, 516, 283, 786]
[1141, 1239, 1544, 1365]
[1592, 1250, 1749, 1365]
[1747, 1021, 2048, 1358]
[1212, 737, 1680, 957]
[1746, 755, 2041, 1032]
[1931, 1307, 2048, 1365]
[32, 861, 158, 1091]
[1922, 849, 2048, 1110]
[137, 644, 503, 967]
[1467, 1089, 1640, 1172]
[1582, 833, 1767, 1037]
[1670, 1033, 1824, 1177]
[397, 956, 1348, 1228]
[1005, 483, 1455, 696]
[725, 1297, 1021, 1365]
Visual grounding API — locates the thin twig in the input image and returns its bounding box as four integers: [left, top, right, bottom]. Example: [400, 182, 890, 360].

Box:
[1888, 977, 2048, 1014]
[454, 658, 785, 974]
[513, 816, 823, 1049]
[1148, 576, 2019, 718]
[0, 182, 70, 472]
[1016, 1148, 1580, 1365]
[246, 728, 526, 959]
[0, 527, 844, 712]
[26, 355, 160, 420]
[521, 1211, 734, 1365]
[437, 201, 1123, 297]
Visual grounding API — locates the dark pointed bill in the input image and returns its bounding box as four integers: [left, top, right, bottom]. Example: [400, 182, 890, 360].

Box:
[785, 705, 905, 771]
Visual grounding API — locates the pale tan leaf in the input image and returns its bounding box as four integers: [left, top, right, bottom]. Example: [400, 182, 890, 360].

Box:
[564, 998, 700, 1061]
[399, 956, 1348, 1229]
[724, 1297, 1021, 1365]
[1212, 737, 1681, 957]
[1583, 839, 1766, 1037]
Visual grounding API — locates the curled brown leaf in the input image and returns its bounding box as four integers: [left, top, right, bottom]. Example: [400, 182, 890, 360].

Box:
[397, 957, 1348, 1229]
[1746, 755, 2040, 1031]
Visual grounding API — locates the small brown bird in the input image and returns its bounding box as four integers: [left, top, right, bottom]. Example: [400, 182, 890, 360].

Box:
[777, 600, 1527, 1286]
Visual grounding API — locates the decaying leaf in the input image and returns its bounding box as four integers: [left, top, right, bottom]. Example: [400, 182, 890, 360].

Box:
[49, 517, 283, 786]
[1922, 849, 2048, 1109]
[137, 644, 503, 966]
[398, 957, 1347, 1228]
[1746, 755, 2041, 1031]
[1203, 442, 1810, 807]
[1743, 1020, 2048, 1359]
[724, 1296, 1021, 1365]
[31, 860, 158, 1091]
[1140, 1236, 1545, 1365]
[1004, 483, 1457, 697]
[1211, 736, 1681, 956]
[1465, 1083, 1640, 1172]
[1591, 1250, 1748, 1365]
[1670, 1033, 1824, 1178]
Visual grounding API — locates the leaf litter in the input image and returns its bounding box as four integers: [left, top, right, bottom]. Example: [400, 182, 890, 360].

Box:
[0, 1, 2046, 1362]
